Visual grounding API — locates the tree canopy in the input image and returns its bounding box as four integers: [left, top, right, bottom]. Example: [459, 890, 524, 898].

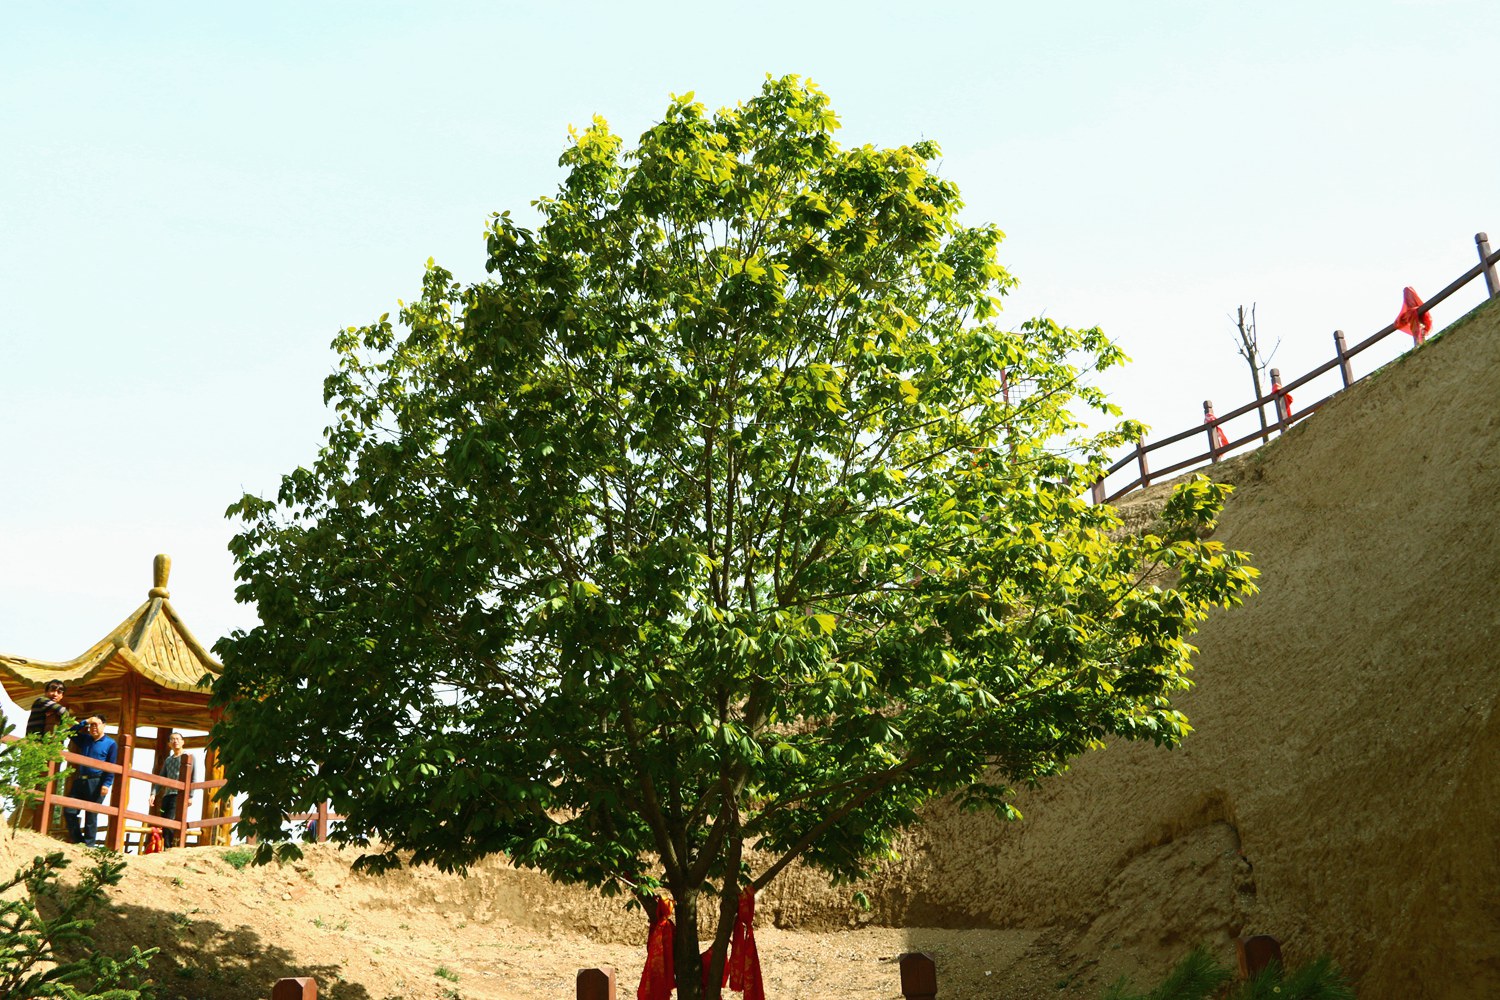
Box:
[212, 76, 1256, 999]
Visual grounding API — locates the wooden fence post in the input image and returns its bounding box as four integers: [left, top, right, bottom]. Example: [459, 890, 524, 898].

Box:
[1333, 330, 1353, 387]
[1091, 478, 1105, 504]
[271, 977, 317, 1000]
[1269, 368, 1289, 427]
[33, 759, 59, 834]
[1478, 232, 1498, 299]
[1234, 935, 1283, 979]
[1203, 400, 1221, 462]
[577, 966, 616, 1000]
[898, 952, 937, 1000]
[1135, 441, 1150, 488]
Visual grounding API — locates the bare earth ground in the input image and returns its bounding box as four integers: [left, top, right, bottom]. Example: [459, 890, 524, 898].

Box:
[0, 832, 1066, 1000]
[7, 298, 1497, 1000]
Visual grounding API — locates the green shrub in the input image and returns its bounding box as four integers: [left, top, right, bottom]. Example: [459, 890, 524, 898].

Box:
[1103, 946, 1355, 1000]
[221, 847, 255, 870]
[0, 850, 158, 999]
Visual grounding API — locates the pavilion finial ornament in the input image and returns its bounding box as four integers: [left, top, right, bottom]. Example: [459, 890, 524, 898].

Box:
[150, 553, 171, 599]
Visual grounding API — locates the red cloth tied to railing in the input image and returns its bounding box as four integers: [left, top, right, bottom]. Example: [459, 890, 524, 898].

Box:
[638, 897, 675, 1000]
[1205, 415, 1228, 449]
[1395, 286, 1432, 344]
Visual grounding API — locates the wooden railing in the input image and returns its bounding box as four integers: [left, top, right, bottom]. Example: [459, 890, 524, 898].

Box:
[1090, 231, 1500, 504]
[6, 735, 339, 850]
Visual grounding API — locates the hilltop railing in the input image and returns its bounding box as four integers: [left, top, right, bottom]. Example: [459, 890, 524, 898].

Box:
[1090, 231, 1500, 504]
[5, 734, 340, 850]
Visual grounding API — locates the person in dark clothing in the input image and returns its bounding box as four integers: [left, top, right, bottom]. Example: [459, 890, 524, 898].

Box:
[26, 680, 67, 736]
[62, 716, 117, 846]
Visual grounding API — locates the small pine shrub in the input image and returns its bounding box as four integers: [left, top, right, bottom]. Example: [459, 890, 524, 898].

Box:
[1103, 946, 1355, 1000]
[0, 850, 159, 999]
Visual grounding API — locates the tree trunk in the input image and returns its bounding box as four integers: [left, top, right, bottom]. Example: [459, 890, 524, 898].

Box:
[670, 882, 741, 1000]
[673, 886, 705, 1000]
[1251, 366, 1269, 443]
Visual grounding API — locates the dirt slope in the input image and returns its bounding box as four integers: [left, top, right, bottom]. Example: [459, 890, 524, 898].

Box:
[894, 296, 1500, 997]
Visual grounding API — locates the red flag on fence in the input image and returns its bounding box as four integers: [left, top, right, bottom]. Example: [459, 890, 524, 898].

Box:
[1395, 286, 1432, 344]
[638, 897, 675, 1000]
[1205, 415, 1229, 449]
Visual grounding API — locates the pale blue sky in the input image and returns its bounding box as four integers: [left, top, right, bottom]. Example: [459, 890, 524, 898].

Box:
[3, 2, 1497, 730]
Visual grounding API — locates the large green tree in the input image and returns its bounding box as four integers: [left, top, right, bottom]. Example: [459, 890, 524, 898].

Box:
[213, 76, 1255, 999]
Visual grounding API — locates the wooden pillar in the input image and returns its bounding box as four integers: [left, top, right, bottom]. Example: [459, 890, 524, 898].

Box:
[898, 952, 937, 1000]
[272, 978, 317, 1000]
[1478, 232, 1498, 299]
[1204, 400, 1222, 462]
[316, 800, 329, 843]
[104, 732, 134, 851]
[1235, 935, 1284, 978]
[1135, 441, 1150, 488]
[1269, 368, 1288, 427]
[152, 727, 171, 775]
[106, 675, 141, 852]
[33, 759, 59, 835]
[577, 967, 616, 1000]
[201, 705, 223, 845]
[1333, 330, 1353, 387]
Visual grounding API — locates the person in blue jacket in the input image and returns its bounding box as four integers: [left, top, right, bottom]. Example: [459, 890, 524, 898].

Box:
[63, 716, 117, 846]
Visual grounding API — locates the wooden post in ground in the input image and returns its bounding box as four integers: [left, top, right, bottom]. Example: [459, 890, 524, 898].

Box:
[1091, 478, 1105, 504]
[1235, 935, 1284, 979]
[898, 952, 937, 1000]
[1478, 232, 1498, 299]
[203, 706, 224, 845]
[1269, 368, 1289, 428]
[577, 966, 616, 1000]
[316, 800, 329, 843]
[106, 673, 140, 852]
[271, 977, 317, 1000]
[1204, 400, 1222, 462]
[33, 759, 59, 835]
[104, 731, 133, 851]
[1135, 441, 1150, 488]
[1333, 330, 1353, 387]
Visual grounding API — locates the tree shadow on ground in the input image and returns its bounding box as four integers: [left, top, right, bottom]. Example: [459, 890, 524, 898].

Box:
[86, 897, 373, 1000]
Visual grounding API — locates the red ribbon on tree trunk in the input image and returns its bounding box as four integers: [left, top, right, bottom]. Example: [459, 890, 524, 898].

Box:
[638, 897, 675, 1000]
[643, 889, 763, 1000]
[1395, 286, 1432, 344]
[700, 888, 765, 1000]
[725, 888, 764, 1000]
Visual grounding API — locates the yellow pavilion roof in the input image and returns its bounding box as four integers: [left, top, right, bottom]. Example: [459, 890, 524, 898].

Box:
[0, 555, 222, 731]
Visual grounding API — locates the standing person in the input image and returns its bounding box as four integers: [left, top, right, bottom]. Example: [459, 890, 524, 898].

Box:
[151, 732, 195, 848]
[62, 717, 117, 847]
[17, 680, 70, 829]
[26, 680, 68, 736]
